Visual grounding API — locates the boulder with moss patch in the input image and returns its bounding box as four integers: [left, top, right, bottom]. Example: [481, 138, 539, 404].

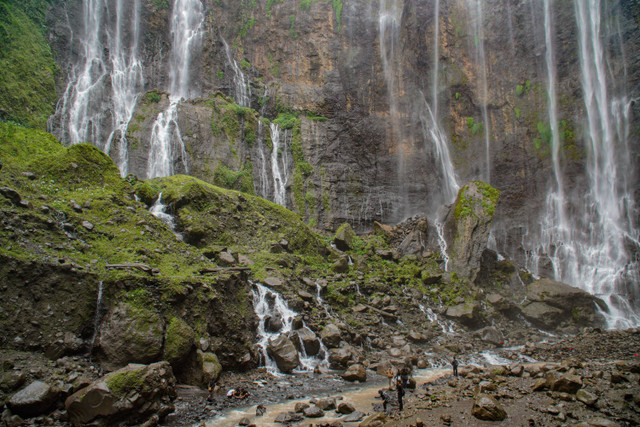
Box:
[65, 361, 176, 426]
[163, 317, 195, 367]
[443, 181, 500, 282]
[97, 301, 164, 370]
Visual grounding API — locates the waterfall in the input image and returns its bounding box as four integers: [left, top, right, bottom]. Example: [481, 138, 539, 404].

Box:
[89, 281, 104, 359]
[252, 283, 327, 373]
[222, 38, 251, 108]
[150, 192, 183, 240]
[435, 220, 450, 271]
[528, 0, 640, 328]
[147, 0, 204, 179]
[269, 123, 292, 207]
[51, 0, 144, 175]
[465, 0, 491, 182]
[419, 0, 459, 206]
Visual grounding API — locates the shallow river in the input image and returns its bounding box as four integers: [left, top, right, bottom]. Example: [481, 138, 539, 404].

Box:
[206, 368, 450, 426]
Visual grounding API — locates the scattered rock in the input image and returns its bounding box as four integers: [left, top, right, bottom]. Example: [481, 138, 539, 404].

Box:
[303, 405, 324, 418]
[471, 393, 507, 421]
[267, 335, 300, 374]
[342, 364, 366, 382]
[7, 381, 59, 418]
[321, 324, 342, 348]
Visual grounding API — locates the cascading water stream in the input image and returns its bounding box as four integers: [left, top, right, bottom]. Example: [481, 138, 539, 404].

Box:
[89, 280, 104, 359]
[147, 0, 204, 179]
[51, 0, 144, 175]
[222, 38, 251, 108]
[149, 192, 183, 240]
[526, 0, 640, 328]
[269, 123, 292, 207]
[252, 283, 328, 373]
[465, 0, 491, 182]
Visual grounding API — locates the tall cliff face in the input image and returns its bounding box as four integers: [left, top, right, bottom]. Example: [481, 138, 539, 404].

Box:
[46, 0, 640, 324]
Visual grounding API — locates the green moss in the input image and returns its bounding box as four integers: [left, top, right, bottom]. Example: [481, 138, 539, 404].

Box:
[515, 85, 524, 96]
[146, 90, 162, 103]
[213, 163, 255, 195]
[106, 369, 146, 397]
[163, 317, 194, 363]
[0, 1, 58, 129]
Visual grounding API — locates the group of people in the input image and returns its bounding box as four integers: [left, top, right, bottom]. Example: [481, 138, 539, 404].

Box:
[378, 355, 460, 413]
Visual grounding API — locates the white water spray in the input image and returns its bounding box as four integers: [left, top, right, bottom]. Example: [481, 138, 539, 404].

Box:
[269, 123, 292, 207]
[222, 38, 251, 108]
[526, 0, 640, 328]
[147, 0, 204, 179]
[52, 0, 144, 175]
[252, 283, 327, 373]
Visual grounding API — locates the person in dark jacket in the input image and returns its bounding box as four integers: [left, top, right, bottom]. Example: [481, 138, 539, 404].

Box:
[452, 355, 459, 377]
[395, 367, 410, 411]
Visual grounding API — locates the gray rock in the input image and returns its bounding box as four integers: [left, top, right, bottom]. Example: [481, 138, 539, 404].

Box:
[303, 405, 324, 418]
[82, 220, 94, 230]
[97, 302, 164, 369]
[337, 402, 356, 414]
[0, 187, 21, 205]
[445, 302, 482, 327]
[217, 251, 235, 266]
[294, 402, 310, 413]
[264, 277, 283, 288]
[7, 381, 59, 418]
[343, 410, 365, 422]
[315, 397, 336, 411]
[332, 255, 350, 273]
[321, 324, 342, 348]
[576, 389, 598, 406]
[521, 301, 564, 329]
[295, 327, 321, 356]
[267, 335, 300, 374]
[334, 222, 356, 251]
[471, 393, 507, 421]
[549, 373, 582, 394]
[342, 364, 367, 382]
[442, 181, 500, 282]
[329, 347, 353, 370]
[274, 412, 304, 423]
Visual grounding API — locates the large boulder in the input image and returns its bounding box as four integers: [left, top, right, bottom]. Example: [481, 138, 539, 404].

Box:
[444, 301, 483, 328]
[97, 302, 164, 369]
[7, 381, 59, 418]
[471, 393, 507, 421]
[342, 364, 367, 382]
[65, 362, 177, 426]
[290, 327, 321, 356]
[442, 181, 500, 282]
[320, 324, 342, 348]
[333, 222, 357, 251]
[267, 334, 299, 373]
[163, 317, 195, 366]
[521, 278, 606, 329]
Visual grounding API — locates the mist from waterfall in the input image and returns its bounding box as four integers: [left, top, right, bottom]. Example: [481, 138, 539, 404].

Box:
[147, 0, 204, 179]
[51, 0, 143, 175]
[526, 0, 640, 328]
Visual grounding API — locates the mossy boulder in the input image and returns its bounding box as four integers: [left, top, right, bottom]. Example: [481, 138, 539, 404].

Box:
[334, 222, 356, 251]
[65, 361, 177, 426]
[443, 181, 500, 282]
[163, 317, 195, 366]
[97, 302, 164, 370]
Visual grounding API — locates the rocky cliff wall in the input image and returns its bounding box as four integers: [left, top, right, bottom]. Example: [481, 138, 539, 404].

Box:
[46, 0, 640, 279]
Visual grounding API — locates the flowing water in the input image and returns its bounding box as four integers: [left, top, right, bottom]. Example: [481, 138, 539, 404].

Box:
[207, 369, 449, 427]
[147, 0, 204, 179]
[51, 0, 144, 175]
[269, 124, 292, 207]
[523, 0, 640, 328]
[149, 192, 183, 240]
[222, 38, 251, 108]
[89, 280, 104, 359]
[252, 283, 328, 373]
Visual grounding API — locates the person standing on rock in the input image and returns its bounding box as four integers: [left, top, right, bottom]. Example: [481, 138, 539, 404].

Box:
[395, 367, 410, 411]
[451, 355, 459, 377]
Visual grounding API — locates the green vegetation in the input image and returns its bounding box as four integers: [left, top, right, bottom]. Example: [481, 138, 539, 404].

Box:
[454, 181, 500, 219]
[239, 17, 255, 38]
[516, 85, 524, 96]
[514, 107, 521, 119]
[213, 163, 255, 195]
[146, 90, 162, 103]
[151, 0, 169, 10]
[240, 59, 251, 70]
[0, 1, 58, 129]
[466, 117, 483, 135]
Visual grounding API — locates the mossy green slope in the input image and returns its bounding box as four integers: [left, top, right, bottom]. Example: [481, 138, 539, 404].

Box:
[0, 0, 58, 129]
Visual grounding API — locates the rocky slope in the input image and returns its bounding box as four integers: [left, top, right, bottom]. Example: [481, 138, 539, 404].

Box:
[0, 123, 611, 425]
